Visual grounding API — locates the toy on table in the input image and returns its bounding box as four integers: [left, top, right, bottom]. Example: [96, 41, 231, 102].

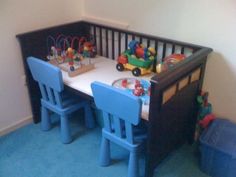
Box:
[112, 78, 150, 105]
[46, 34, 96, 77]
[66, 47, 76, 71]
[133, 80, 145, 96]
[156, 54, 186, 73]
[164, 54, 185, 64]
[116, 40, 157, 77]
[78, 37, 97, 58]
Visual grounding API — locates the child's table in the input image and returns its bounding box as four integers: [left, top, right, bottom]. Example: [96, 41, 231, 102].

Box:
[62, 56, 154, 120]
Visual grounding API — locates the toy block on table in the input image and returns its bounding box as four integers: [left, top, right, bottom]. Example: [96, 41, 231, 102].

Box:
[116, 40, 157, 77]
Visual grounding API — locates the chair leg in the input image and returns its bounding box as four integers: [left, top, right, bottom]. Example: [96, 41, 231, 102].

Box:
[41, 106, 51, 131]
[60, 115, 72, 144]
[128, 151, 139, 177]
[99, 137, 110, 166]
[84, 104, 95, 129]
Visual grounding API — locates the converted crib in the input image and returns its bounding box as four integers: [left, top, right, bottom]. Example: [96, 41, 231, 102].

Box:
[17, 20, 212, 177]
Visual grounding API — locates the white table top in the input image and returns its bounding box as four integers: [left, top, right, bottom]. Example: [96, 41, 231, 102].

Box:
[62, 56, 154, 120]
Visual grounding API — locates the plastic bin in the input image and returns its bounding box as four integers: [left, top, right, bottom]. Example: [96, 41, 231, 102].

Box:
[200, 118, 236, 177]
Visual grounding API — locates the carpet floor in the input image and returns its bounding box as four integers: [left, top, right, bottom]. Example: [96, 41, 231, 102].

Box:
[0, 116, 210, 177]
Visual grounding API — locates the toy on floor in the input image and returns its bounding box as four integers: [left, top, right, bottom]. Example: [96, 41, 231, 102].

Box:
[195, 91, 215, 140]
[46, 34, 96, 77]
[112, 78, 150, 105]
[116, 40, 157, 76]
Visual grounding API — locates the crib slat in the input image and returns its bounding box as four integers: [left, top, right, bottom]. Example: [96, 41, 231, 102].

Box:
[93, 26, 97, 47]
[147, 39, 150, 47]
[172, 44, 175, 54]
[162, 43, 166, 58]
[132, 34, 135, 40]
[125, 33, 128, 50]
[99, 28, 103, 56]
[106, 29, 109, 58]
[118, 32, 121, 55]
[112, 31, 115, 59]
[155, 40, 158, 55]
[181, 46, 185, 54]
[140, 37, 143, 44]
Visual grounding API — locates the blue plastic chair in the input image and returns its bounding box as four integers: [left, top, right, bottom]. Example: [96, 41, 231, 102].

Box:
[27, 57, 95, 144]
[91, 81, 147, 177]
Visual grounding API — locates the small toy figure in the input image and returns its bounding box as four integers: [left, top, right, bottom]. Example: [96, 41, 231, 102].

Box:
[133, 84, 145, 96]
[121, 79, 128, 88]
[83, 42, 96, 58]
[47, 46, 57, 60]
[135, 45, 145, 58]
[78, 37, 96, 58]
[128, 40, 139, 55]
[195, 91, 215, 141]
[47, 46, 65, 64]
[147, 47, 156, 60]
[134, 79, 141, 88]
[199, 113, 215, 128]
[133, 80, 144, 96]
[66, 47, 76, 71]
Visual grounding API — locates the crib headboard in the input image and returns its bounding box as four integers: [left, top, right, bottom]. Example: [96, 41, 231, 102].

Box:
[17, 21, 212, 177]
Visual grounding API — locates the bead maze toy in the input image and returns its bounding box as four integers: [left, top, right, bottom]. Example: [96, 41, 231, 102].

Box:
[116, 40, 157, 76]
[47, 34, 96, 77]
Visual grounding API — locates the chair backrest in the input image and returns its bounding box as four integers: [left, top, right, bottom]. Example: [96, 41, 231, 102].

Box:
[27, 57, 64, 107]
[91, 81, 142, 143]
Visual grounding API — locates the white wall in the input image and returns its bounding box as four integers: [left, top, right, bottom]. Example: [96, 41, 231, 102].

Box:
[1, 0, 236, 133]
[83, 0, 236, 121]
[0, 0, 82, 132]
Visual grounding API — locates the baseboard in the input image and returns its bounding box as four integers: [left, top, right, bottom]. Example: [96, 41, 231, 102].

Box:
[0, 116, 33, 137]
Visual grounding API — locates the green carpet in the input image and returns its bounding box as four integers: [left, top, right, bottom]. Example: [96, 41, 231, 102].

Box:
[0, 116, 209, 177]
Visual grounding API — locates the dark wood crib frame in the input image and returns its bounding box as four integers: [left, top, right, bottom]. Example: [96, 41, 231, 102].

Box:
[16, 21, 212, 177]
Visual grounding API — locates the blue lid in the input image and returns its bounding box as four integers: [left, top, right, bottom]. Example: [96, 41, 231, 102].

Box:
[200, 118, 236, 157]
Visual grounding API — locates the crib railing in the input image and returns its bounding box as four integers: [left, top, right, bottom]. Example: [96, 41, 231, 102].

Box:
[83, 21, 201, 62]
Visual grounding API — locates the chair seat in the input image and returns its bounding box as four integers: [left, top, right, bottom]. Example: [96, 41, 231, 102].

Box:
[104, 122, 147, 151]
[109, 119, 147, 144]
[41, 97, 87, 116]
[61, 91, 87, 108]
